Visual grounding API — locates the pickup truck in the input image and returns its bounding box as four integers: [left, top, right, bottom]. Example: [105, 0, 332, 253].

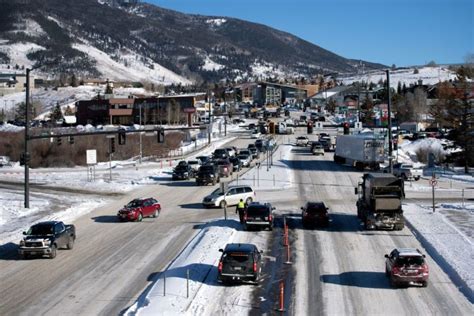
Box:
[384, 163, 422, 181]
[18, 221, 76, 259]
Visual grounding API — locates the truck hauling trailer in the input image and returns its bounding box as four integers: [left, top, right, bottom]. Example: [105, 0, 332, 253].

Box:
[334, 134, 384, 170]
[355, 173, 405, 230]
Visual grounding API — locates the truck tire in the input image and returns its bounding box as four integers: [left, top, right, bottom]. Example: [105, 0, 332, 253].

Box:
[50, 244, 57, 259]
[67, 238, 74, 250]
[245, 197, 253, 204]
[153, 209, 160, 218]
[422, 281, 428, 288]
[395, 223, 404, 230]
[401, 173, 407, 181]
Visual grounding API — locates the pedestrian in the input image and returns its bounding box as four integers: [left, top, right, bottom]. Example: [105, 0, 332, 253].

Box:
[236, 199, 246, 224]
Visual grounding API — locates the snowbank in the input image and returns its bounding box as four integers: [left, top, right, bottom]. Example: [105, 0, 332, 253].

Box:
[404, 203, 474, 300]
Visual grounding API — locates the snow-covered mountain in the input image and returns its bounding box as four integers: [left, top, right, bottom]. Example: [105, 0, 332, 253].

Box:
[0, 0, 384, 84]
[340, 66, 458, 88]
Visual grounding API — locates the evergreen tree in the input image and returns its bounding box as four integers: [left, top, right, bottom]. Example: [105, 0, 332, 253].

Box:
[397, 81, 402, 95]
[70, 73, 78, 87]
[50, 102, 63, 121]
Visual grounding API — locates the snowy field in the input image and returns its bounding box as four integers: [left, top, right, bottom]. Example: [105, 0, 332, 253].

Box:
[340, 66, 458, 88]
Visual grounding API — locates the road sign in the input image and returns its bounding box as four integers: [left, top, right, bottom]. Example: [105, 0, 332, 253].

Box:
[86, 149, 97, 165]
[183, 107, 196, 113]
[429, 178, 438, 187]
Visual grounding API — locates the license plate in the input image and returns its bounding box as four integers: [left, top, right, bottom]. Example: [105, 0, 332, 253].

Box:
[30, 252, 37, 255]
[233, 266, 242, 271]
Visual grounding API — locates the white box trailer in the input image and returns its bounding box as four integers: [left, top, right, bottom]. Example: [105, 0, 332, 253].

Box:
[334, 134, 385, 170]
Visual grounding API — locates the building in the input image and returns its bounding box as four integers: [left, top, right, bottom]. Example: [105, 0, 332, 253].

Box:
[0, 73, 35, 96]
[235, 82, 308, 106]
[75, 93, 206, 126]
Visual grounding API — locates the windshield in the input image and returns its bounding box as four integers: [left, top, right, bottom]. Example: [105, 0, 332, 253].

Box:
[28, 224, 54, 235]
[396, 256, 424, 266]
[247, 205, 270, 216]
[238, 155, 248, 160]
[222, 252, 252, 264]
[126, 200, 143, 208]
[211, 188, 224, 196]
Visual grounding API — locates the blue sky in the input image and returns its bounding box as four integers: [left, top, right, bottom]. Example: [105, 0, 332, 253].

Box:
[147, 0, 473, 67]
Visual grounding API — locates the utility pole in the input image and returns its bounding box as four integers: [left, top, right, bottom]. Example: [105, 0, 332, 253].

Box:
[139, 102, 143, 163]
[24, 68, 31, 208]
[208, 92, 213, 145]
[224, 94, 227, 137]
[386, 70, 393, 173]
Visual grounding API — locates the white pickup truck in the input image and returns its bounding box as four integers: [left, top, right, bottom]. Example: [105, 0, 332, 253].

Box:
[384, 163, 423, 181]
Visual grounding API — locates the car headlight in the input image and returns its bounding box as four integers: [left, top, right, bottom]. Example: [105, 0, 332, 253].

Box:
[43, 239, 52, 246]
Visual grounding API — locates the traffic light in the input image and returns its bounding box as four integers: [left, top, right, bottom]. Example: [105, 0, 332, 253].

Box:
[110, 138, 115, 153]
[343, 122, 350, 135]
[68, 136, 74, 144]
[157, 128, 165, 143]
[57, 137, 62, 146]
[118, 131, 126, 145]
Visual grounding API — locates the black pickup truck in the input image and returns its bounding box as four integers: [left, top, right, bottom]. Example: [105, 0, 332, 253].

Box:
[196, 164, 220, 185]
[18, 221, 76, 259]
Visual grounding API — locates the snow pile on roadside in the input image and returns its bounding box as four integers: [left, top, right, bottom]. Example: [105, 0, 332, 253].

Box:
[125, 220, 242, 316]
[234, 143, 295, 191]
[398, 138, 447, 164]
[0, 123, 24, 132]
[404, 203, 474, 295]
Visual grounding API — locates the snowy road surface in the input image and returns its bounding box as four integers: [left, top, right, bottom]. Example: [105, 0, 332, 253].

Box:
[0, 127, 472, 315]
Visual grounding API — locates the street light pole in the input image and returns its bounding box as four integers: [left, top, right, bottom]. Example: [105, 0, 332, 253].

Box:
[24, 68, 31, 208]
[386, 70, 393, 173]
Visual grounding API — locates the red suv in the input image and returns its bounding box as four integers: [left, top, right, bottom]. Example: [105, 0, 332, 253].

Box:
[117, 198, 161, 222]
[385, 248, 429, 288]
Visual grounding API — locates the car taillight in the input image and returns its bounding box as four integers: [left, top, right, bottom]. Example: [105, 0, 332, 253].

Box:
[218, 261, 223, 273]
[392, 266, 400, 274]
[422, 264, 429, 275]
[268, 214, 273, 221]
[253, 262, 257, 272]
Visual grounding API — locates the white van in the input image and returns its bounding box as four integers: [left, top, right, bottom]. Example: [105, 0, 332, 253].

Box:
[202, 185, 255, 208]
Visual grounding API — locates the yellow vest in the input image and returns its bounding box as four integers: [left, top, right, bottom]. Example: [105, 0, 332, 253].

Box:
[237, 201, 245, 209]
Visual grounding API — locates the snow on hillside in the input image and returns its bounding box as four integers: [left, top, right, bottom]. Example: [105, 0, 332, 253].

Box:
[341, 66, 457, 87]
[201, 56, 225, 71]
[73, 43, 191, 85]
[0, 85, 152, 118]
[0, 42, 45, 70]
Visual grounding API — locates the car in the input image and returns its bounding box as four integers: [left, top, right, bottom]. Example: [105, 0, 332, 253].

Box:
[239, 149, 252, 159]
[225, 147, 236, 158]
[196, 164, 220, 185]
[243, 202, 274, 231]
[202, 185, 255, 208]
[255, 139, 267, 152]
[295, 136, 309, 146]
[238, 153, 252, 167]
[310, 141, 325, 155]
[187, 160, 200, 173]
[301, 202, 329, 227]
[117, 198, 161, 221]
[229, 156, 242, 172]
[250, 129, 261, 139]
[385, 248, 429, 288]
[172, 164, 194, 180]
[248, 146, 259, 159]
[216, 158, 233, 177]
[18, 221, 76, 259]
[213, 148, 229, 160]
[383, 163, 422, 181]
[218, 243, 263, 284]
[196, 155, 212, 165]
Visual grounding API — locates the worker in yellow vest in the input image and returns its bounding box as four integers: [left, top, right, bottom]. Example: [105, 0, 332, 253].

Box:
[236, 199, 247, 223]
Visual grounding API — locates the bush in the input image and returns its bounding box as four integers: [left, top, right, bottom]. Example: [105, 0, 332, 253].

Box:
[415, 145, 446, 164]
[0, 130, 186, 168]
